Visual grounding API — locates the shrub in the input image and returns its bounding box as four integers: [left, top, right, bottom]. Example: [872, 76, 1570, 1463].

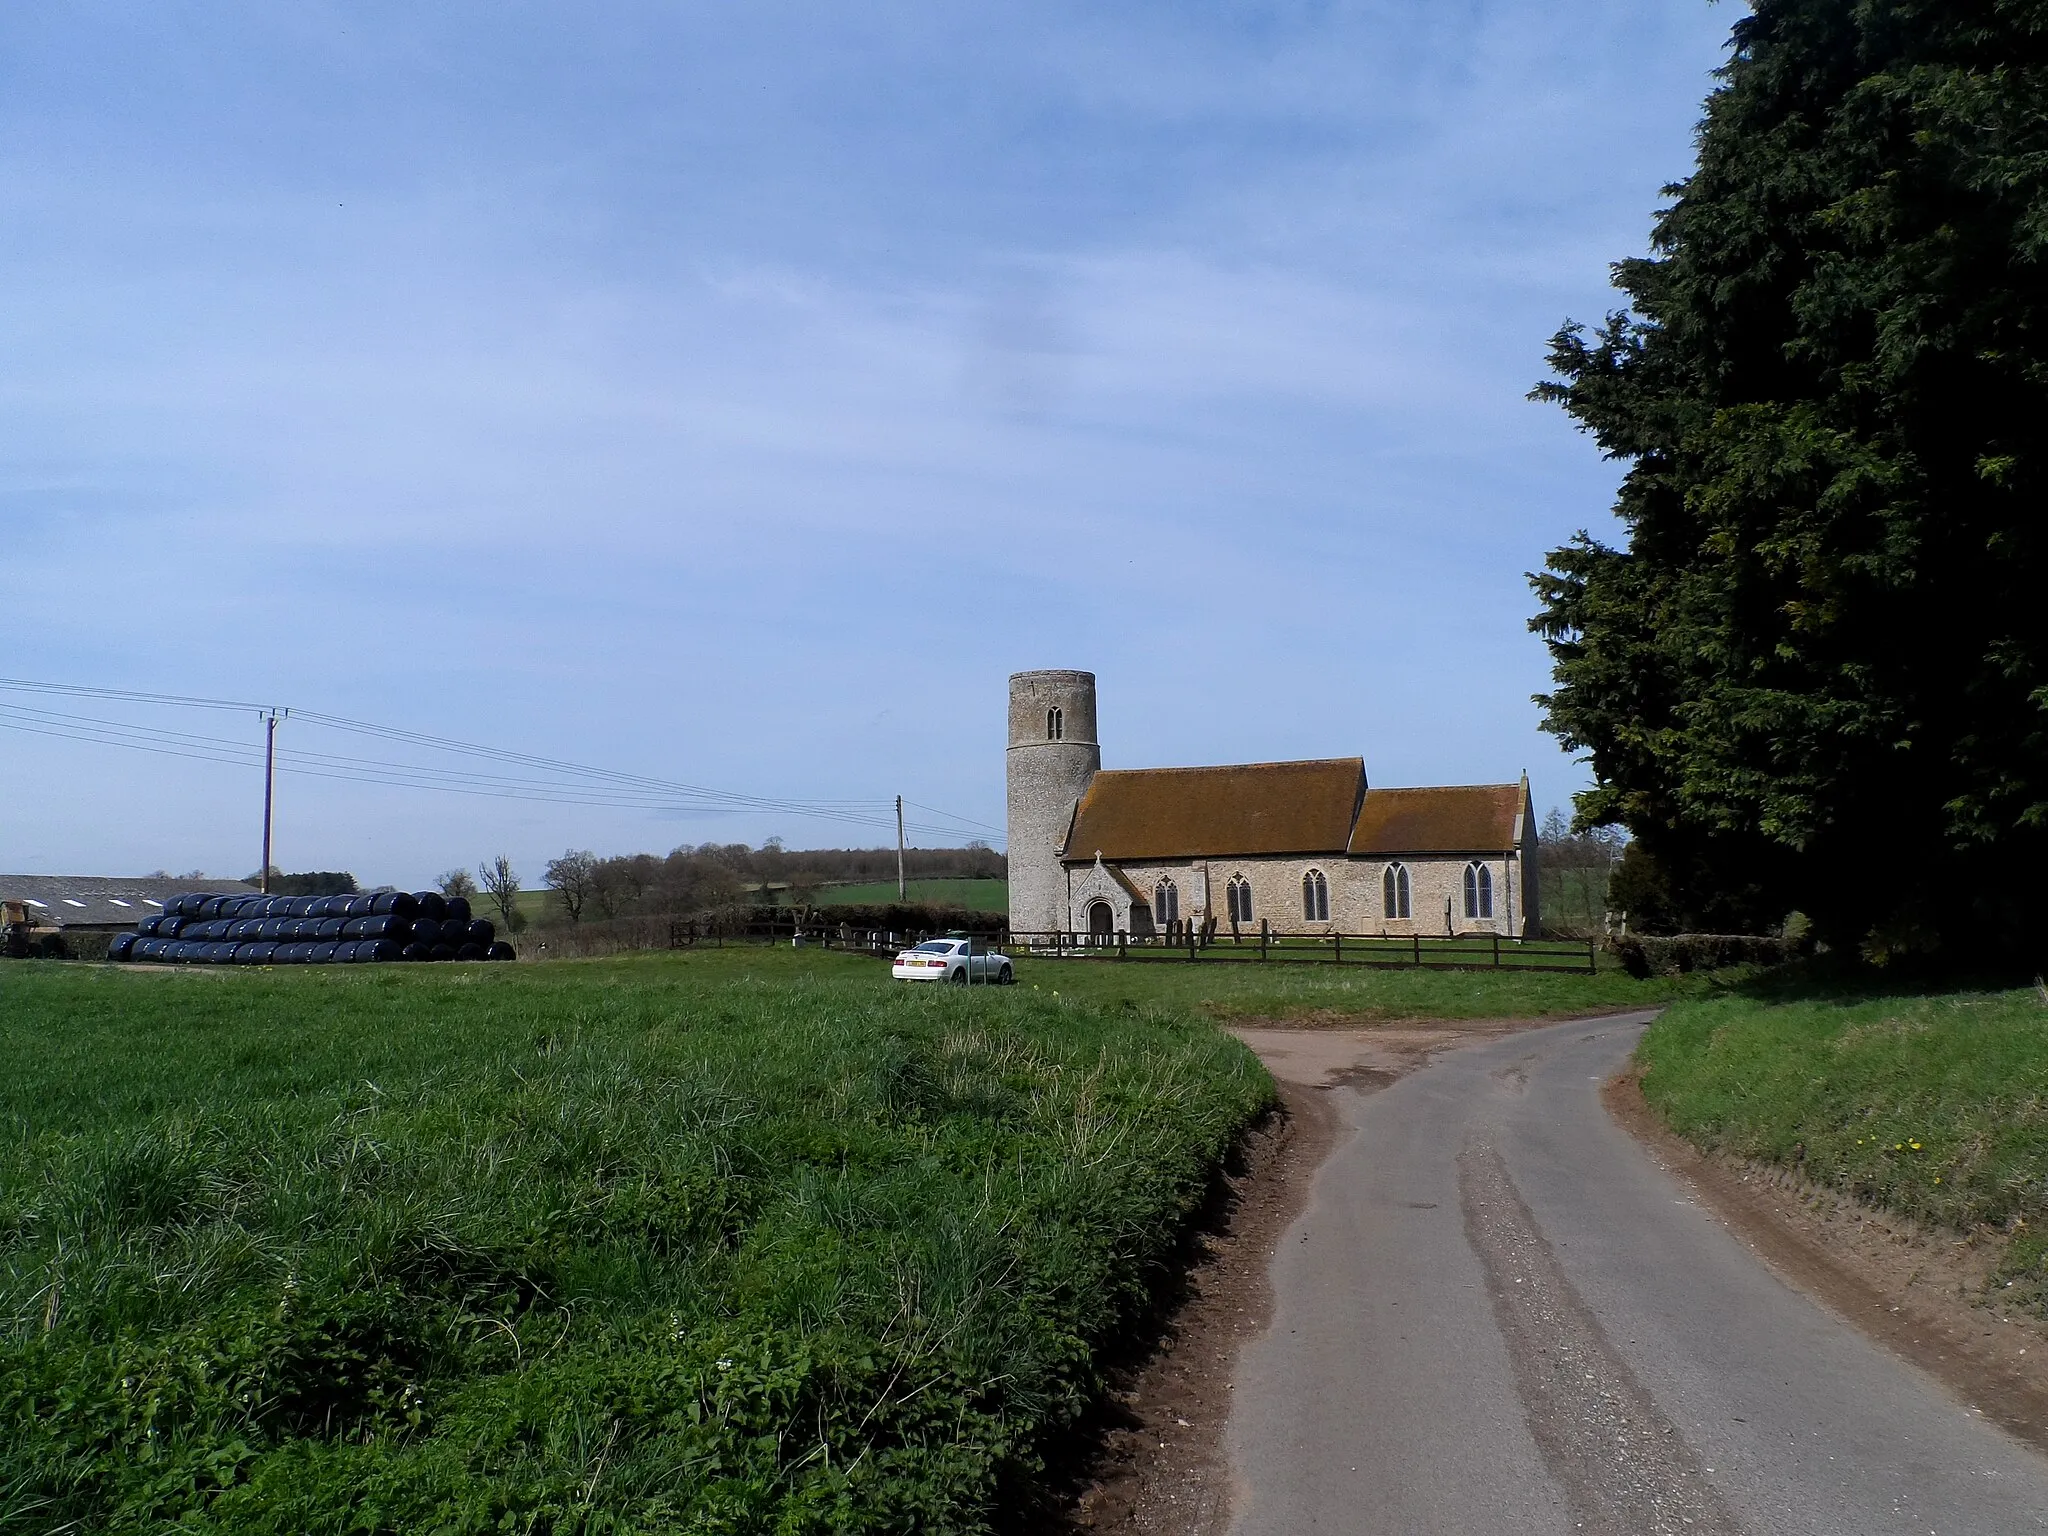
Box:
[1609, 932, 1791, 978]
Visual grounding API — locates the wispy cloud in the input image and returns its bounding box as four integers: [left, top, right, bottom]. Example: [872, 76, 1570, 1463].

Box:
[1, 1, 1731, 881]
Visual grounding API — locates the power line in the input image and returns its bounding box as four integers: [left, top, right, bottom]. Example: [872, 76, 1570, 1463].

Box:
[0, 678, 1003, 845]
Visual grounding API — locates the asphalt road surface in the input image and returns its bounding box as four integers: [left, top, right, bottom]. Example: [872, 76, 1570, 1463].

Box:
[1226, 1011, 2048, 1535]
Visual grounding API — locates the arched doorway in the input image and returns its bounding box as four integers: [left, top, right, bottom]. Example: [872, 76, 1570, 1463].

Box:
[1087, 901, 1115, 942]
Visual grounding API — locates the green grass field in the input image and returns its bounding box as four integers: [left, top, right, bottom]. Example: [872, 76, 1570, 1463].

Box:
[1014, 944, 1684, 1021]
[470, 887, 552, 927]
[807, 880, 1008, 911]
[0, 949, 1269, 1533]
[1639, 980, 2048, 1318]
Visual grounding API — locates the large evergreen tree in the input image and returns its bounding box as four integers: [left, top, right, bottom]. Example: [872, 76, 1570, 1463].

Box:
[1532, 0, 2048, 958]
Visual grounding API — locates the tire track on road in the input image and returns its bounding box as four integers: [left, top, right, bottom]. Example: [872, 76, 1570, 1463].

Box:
[1460, 1139, 1745, 1536]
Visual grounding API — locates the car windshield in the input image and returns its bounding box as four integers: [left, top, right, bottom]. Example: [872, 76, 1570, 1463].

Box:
[909, 941, 958, 954]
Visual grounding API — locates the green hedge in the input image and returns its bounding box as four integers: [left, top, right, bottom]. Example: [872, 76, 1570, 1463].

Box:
[1609, 932, 1791, 978]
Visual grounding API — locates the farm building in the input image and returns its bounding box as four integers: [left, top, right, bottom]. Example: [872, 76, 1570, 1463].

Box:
[1006, 670, 1538, 939]
[1, 874, 261, 958]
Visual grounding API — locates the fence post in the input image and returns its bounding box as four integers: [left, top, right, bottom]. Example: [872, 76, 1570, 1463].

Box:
[1334, 931, 1342, 966]
[1493, 931, 1500, 968]
[1118, 928, 1127, 960]
[1588, 936, 1598, 975]
[1413, 932, 1421, 969]
[1261, 919, 1269, 961]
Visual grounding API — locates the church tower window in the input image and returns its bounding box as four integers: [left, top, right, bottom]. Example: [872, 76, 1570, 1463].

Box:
[1047, 706, 1064, 740]
[1227, 876, 1252, 924]
[1302, 869, 1329, 922]
[1383, 863, 1411, 919]
[1464, 862, 1493, 919]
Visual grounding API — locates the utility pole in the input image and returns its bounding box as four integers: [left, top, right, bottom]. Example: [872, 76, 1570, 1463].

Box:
[259, 707, 287, 893]
[896, 795, 906, 900]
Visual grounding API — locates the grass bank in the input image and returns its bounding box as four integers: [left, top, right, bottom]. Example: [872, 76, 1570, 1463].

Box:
[1638, 980, 2048, 1317]
[0, 949, 1268, 1533]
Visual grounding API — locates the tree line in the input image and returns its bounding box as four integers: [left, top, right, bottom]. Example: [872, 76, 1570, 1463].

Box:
[438, 841, 1006, 928]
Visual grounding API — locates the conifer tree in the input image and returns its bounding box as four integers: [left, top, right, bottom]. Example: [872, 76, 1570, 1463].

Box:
[1532, 0, 2048, 957]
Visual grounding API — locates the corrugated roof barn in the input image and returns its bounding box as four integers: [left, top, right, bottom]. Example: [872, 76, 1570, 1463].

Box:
[1, 875, 262, 931]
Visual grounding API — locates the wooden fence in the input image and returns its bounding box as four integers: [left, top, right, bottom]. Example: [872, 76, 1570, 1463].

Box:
[992, 928, 1599, 974]
[518, 913, 1598, 975]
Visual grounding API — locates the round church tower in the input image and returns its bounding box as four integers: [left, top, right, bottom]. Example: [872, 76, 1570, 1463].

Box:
[1006, 670, 1101, 936]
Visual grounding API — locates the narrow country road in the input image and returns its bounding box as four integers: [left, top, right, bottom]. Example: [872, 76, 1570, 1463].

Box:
[1225, 1012, 2048, 1536]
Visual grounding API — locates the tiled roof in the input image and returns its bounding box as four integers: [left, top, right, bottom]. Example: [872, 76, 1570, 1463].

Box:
[1063, 759, 1366, 861]
[0, 875, 262, 929]
[1346, 784, 1525, 855]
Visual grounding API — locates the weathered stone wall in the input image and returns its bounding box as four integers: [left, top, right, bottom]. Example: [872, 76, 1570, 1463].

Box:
[1006, 670, 1101, 935]
[1060, 853, 1534, 936]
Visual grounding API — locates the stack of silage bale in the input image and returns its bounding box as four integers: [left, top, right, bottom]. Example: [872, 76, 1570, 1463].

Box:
[109, 889, 516, 965]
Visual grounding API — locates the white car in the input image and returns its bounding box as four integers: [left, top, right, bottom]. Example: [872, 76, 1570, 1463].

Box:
[892, 938, 1013, 984]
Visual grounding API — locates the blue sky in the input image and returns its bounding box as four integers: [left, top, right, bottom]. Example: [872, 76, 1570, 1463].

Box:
[2, 2, 1734, 887]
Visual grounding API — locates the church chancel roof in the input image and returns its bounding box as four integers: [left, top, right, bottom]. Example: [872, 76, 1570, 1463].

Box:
[1346, 784, 1524, 856]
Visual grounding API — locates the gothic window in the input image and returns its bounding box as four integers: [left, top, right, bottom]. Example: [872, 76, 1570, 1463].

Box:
[1383, 862, 1411, 919]
[1464, 862, 1494, 919]
[1227, 876, 1252, 924]
[1047, 706, 1064, 741]
[1155, 878, 1179, 925]
[1302, 868, 1329, 922]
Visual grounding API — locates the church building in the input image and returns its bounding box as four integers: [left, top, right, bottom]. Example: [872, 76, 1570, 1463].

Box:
[1006, 669, 1539, 939]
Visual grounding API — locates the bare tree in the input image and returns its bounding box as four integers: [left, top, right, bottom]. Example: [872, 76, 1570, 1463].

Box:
[439, 867, 479, 900]
[479, 855, 525, 932]
[545, 849, 599, 924]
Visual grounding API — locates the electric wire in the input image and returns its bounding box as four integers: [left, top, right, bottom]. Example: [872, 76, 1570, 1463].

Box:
[0, 679, 1000, 844]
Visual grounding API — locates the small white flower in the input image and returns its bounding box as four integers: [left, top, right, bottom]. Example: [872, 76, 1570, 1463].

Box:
[716, 1357, 733, 1371]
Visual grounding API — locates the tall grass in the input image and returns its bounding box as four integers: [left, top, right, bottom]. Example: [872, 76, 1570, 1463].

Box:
[0, 950, 1269, 1534]
[1639, 984, 2048, 1316]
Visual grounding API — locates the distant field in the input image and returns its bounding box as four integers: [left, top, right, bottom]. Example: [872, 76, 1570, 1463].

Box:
[812, 878, 1008, 910]
[467, 885, 552, 925]
[0, 949, 1267, 1532]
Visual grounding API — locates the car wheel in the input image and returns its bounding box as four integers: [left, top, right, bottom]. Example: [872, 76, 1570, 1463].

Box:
[998, 965, 1014, 985]
[950, 967, 968, 984]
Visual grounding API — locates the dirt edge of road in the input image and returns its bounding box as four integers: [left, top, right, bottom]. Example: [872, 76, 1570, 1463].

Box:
[1604, 1068, 2048, 1455]
[1047, 1079, 1338, 1534]
[1054, 1015, 1559, 1534]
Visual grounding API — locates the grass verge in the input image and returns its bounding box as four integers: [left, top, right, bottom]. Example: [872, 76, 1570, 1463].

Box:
[1014, 948, 1689, 1023]
[0, 949, 1268, 1533]
[1638, 978, 2048, 1319]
